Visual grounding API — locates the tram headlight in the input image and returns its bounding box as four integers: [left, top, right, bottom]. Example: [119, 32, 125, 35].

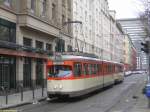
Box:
[54, 85, 57, 89]
[59, 84, 63, 89]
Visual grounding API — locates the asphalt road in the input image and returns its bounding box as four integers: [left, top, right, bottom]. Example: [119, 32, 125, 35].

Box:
[11, 73, 147, 112]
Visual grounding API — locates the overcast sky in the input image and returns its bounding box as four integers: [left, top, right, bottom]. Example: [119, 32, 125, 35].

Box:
[108, 0, 145, 19]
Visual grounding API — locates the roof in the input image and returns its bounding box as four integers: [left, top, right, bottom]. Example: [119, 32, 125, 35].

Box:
[49, 54, 123, 65]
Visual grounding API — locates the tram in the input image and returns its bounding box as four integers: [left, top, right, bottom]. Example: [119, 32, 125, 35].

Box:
[47, 53, 124, 98]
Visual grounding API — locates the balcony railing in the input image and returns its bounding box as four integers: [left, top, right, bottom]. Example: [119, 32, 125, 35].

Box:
[0, 40, 53, 55]
[0, 40, 20, 50]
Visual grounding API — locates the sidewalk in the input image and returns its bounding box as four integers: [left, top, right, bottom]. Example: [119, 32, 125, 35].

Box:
[130, 83, 150, 112]
[0, 88, 47, 109]
[130, 93, 150, 112]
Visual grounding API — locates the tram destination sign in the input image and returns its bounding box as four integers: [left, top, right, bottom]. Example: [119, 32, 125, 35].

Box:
[53, 61, 64, 65]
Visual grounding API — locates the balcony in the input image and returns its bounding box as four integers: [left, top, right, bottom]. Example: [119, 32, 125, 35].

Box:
[0, 40, 19, 50]
[18, 13, 60, 38]
[0, 40, 50, 59]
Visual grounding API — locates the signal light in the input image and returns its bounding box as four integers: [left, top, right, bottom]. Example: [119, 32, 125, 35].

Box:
[141, 42, 149, 54]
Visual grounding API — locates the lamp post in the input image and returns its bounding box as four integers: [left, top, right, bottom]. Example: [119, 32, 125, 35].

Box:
[145, 37, 150, 83]
[55, 21, 82, 53]
[60, 20, 82, 52]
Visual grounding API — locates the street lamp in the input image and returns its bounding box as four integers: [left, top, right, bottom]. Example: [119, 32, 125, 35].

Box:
[62, 20, 82, 52]
[56, 20, 82, 53]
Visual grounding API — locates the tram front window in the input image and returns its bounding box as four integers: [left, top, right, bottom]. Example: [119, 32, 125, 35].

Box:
[48, 65, 72, 78]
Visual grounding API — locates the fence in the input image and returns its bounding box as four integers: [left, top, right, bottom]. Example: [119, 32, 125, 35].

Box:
[0, 79, 47, 108]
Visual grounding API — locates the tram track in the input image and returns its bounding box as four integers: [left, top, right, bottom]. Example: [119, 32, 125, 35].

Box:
[11, 74, 145, 112]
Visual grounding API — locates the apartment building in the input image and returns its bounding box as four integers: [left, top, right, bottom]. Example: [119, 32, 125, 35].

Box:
[0, 0, 72, 91]
[72, 0, 124, 62]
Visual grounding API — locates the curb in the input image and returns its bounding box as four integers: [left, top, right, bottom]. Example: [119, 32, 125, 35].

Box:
[0, 97, 47, 110]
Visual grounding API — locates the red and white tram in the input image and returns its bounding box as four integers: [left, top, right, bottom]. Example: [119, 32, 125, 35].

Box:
[47, 53, 124, 98]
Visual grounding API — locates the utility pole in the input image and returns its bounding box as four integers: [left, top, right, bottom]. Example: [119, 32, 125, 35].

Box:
[141, 39, 150, 82]
[142, 38, 150, 108]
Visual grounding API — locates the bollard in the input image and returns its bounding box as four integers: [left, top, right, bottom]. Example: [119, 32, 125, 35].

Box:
[32, 85, 35, 99]
[5, 88, 8, 105]
[0, 86, 5, 105]
[21, 85, 23, 101]
[17, 84, 24, 102]
[42, 79, 44, 97]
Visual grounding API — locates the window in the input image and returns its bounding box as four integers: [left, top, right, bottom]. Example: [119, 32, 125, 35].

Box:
[55, 39, 65, 52]
[74, 63, 82, 77]
[4, 0, 11, 6]
[68, 18, 71, 34]
[36, 41, 43, 50]
[62, 0, 66, 7]
[97, 64, 100, 73]
[67, 0, 71, 10]
[23, 38, 32, 47]
[48, 65, 72, 78]
[96, 64, 100, 74]
[31, 0, 35, 12]
[0, 25, 9, 41]
[42, 0, 46, 15]
[93, 64, 97, 75]
[23, 58, 31, 88]
[0, 18, 16, 43]
[46, 43, 52, 51]
[62, 15, 65, 25]
[67, 45, 72, 52]
[89, 64, 93, 75]
[36, 59, 43, 86]
[52, 3, 56, 19]
[83, 63, 88, 75]
[0, 55, 16, 90]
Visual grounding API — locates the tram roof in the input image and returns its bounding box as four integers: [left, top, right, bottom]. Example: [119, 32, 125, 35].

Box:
[49, 54, 123, 65]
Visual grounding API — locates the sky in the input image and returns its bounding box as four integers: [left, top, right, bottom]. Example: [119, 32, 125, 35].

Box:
[108, 0, 145, 19]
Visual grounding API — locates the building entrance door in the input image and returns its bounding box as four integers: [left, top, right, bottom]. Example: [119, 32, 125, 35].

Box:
[23, 57, 31, 88]
[0, 55, 16, 90]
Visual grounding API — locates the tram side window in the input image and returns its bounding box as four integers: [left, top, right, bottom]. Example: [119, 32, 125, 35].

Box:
[98, 64, 102, 73]
[108, 65, 110, 73]
[74, 63, 82, 77]
[109, 65, 112, 73]
[119, 66, 123, 72]
[89, 64, 93, 75]
[91, 64, 94, 75]
[93, 64, 97, 75]
[115, 66, 118, 73]
[95, 64, 98, 75]
[83, 64, 88, 75]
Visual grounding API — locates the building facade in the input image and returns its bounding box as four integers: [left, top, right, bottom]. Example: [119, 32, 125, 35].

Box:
[123, 34, 137, 72]
[118, 18, 148, 70]
[72, 0, 124, 62]
[0, 0, 72, 91]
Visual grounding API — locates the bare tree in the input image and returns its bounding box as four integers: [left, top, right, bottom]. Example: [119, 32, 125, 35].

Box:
[139, 0, 150, 37]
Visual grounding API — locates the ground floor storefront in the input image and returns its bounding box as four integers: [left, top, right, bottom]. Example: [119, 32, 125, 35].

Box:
[0, 15, 73, 95]
[0, 54, 47, 93]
